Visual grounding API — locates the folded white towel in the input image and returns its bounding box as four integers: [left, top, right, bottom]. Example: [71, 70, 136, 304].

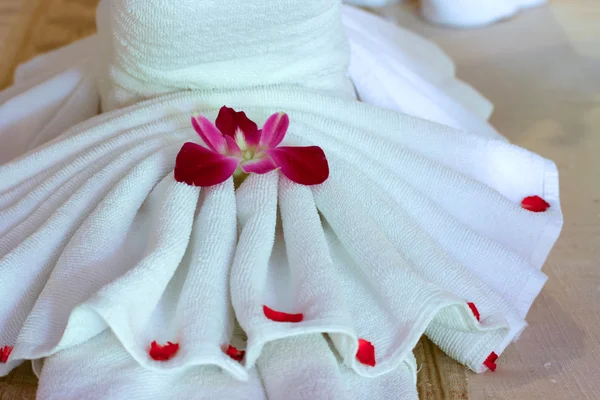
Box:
[0, 0, 562, 397]
[95, 0, 355, 111]
[0, 86, 561, 380]
[37, 331, 269, 400]
[343, 6, 500, 138]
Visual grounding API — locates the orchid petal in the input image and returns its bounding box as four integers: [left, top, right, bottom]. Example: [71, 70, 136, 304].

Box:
[224, 135, 242, 157]
[240, 155, 278, 175]
[191, 116, 227, 153]
[266, 146, 329, 185]
[215, 106, 237, 137]
[216, 106, 259, 149]
[259, 112, 289, 150]
[174, 142, 240, 187]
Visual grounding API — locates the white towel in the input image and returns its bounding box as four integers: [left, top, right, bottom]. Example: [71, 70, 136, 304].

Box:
[343, 0, 547, 28]
[342, 6, 501, 138]
[94, 0, 355, 111]
[0, 0, 562, 398]
[37, 330, 419, 400]
[37, 331, 269, 400]
[420, 0, 547, 28]
[0, 86, 561, 382]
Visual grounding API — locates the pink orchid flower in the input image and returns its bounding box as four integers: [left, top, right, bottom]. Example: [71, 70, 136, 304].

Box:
[174, 106, 329, 187]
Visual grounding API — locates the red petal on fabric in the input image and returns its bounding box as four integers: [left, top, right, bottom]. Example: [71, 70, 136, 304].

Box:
[521, 196, 550, 212]
[149, 341, 179, 361]
[484, 352, 499, 372]
[356, 339, 376, 367]
[240, 155, 278, 175]
[0, 346, 13, 363]
[266, 146, 329, 186]
[215, 106, 260, 148]
[174, 142, 240, 187]
[259, 112, 289, 150]
[263, 305, 304, 323]
[467, 302, 481, 321]
[191, 115, 227, 153]
[225, 345, 246, 362]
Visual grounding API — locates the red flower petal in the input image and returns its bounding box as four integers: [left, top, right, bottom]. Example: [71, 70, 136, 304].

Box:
[0, 346, 13, 363]
[265, 146, 329, 186]
[216, 106, 260, 149]
[225, 345, 245, 362]
[191, 115, 227, 153]
[149, 341, 179, 361]
[356, 339, 376, 367]
[240, 155, 278, 175]
[259, 112, 289, 150]
[467, 302, 481, 321]
[521, 196, 550, 212]
[263, 305, 304, 323]
[174, 142, 240, 187]
[484, 352, 499, 372]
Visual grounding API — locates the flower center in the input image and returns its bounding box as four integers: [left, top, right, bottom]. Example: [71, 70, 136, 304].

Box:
[242, 149, 254, 161]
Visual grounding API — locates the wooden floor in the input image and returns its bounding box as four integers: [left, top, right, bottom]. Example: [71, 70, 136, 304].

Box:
[1, 0, 598, 399]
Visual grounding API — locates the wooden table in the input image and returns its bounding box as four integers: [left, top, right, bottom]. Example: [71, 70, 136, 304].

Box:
[1, 0, 598, 399]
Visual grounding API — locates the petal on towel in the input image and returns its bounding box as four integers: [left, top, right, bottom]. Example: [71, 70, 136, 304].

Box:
[259, 112, 289, 150]
[149, 341, 179, 361]
[174, 142, 240, 187]
[356, 339, 376, 367]
[484, 352, 499, 372]
[266, 146, 329, 185]
[240, 156, 278, 175]
[521, 196, 550, 212]
[225, 345, 245, 362]
[0, 346, 12, 363]
[468, 302, 481, 321]
[216, 106, 260, 150]
[191, 115, 227, 153]
[263, 306, 304, 323]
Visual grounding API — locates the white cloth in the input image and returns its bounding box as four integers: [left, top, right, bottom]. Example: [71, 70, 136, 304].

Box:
[344, 0, 547, 28]
[343, 6, 501, 139]
[38, 331, 418, 400]
[420, 0, 547, 28]
[0, 0, 562, 399]
[94, 0, 355, 111]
